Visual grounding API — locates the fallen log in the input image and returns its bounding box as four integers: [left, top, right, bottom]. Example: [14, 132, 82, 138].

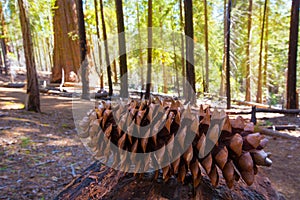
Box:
[55, 161, 282, 200]
[233, 100, 270, 109]
[265, 125, 298, 131]
[256, 108, 300, 114]
[257, 127, 300, 140]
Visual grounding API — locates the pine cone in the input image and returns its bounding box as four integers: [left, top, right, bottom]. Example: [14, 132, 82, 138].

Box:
[78, 99, 272, 188]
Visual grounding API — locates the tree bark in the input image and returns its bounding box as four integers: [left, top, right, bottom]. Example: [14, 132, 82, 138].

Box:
[51, 0, 80, 83]
[115, 0, 128, 98]
[0, 2, 9, 75]
[112, 59, 118, 84]
[100, 0, 113, 96]
[18, 0, 40, 112]
[204, 0, 209, 93]
[77, 0, 89, 99]
[160, 9, 168, 94]
[145, 0, 152, 99]
[94, 0, 104, 89]
[184, 0, 196, 104]
[245, 0, 252, 102]
[0, 47, 3, 74]
[287, 0, 300, 109]
[136, 1, 144, 91]
[219, 0, 226, 97]
[256, 0, 268, 103]
[179, 0, 185, 98]
[263, 3, 269, 90]
[226, 0, 231, 109]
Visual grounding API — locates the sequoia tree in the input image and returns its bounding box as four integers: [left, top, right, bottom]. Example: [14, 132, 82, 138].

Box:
[18, 0, 40, 112]
[51, 0, 80, 83]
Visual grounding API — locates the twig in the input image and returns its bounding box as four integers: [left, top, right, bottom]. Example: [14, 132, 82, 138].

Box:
[71, 164, 76, 177]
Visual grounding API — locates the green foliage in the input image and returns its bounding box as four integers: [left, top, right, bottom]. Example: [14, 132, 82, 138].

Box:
[1, 0, 296, 103]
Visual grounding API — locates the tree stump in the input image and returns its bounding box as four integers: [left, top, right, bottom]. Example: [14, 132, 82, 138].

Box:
[55, 161, 282, 200]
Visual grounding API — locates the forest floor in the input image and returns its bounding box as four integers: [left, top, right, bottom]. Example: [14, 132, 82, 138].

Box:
[0, 74, 300, 200]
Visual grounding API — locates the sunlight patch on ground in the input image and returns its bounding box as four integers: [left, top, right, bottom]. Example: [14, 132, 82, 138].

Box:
[0, 102, 25, 110]
[0, 97, 19, 101]
[46, 138, 80, 147]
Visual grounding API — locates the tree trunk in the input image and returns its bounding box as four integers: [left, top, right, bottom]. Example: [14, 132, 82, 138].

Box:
[256, 0, 268, 103]
[226, 0, 231, 109]
[173, 32, 180, 98]
[179, 0, 185, 98]
[77, 0, 89, 99]
[204, 0, 209, 93]
[184, 0, 196, 104]
[0, 2, 9, 75]
[18, 0, 40, 112]
[0, 46, 3, 74]
[94, 0, 104, 89]
[219, 0, 227, 97]
[145, 0, 152, 99]
[51, 0, 80, 83]
[263, 3, 269, 90]
[100, 0, 113, 96]
[115, 0, 128, 98]
[160, 11, 168, 94]
[287, 0, 300, 109]
[112, 59, 118, 84]
[137, 1, 144, 91]
[245, 0, 252, 102]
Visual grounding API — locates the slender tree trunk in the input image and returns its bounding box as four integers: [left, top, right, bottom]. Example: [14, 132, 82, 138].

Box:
[180, 0, 185, 97]
[46, 37, 52, 72]
[115, 0, 128, 98]
[100, 0, 113, 96]
[263, 3, 269, 90]
[42, 38, 49, 72]
[173, 32, 180, 98]
[256, 0, 267, 103]
[0, 48, 3, 74]
[0, 39, 8, 75]
[112, 59, 118, 84]
[226, 0, 231, 109]
[77, 0, 89, 99]
[204, 0, 209, 93]
[136, 1, 144, 91]
[287, 0, 300, 109]
[160, 11, 168, 94]
[18, 0, 40, 112]
[145, 0, 152, 99]
[245, 0, 252, 102]
[219, 0, 227, 97]
[0, 2, 8, 75]
[94, 0, 104, 89]
[184, 0, 196, 104]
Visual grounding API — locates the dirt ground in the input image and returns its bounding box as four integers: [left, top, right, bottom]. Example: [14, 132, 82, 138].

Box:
[0, 76, 300, 199]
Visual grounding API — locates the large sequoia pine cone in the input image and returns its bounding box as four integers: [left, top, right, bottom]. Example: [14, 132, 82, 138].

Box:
[77, 98, 272, 189]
